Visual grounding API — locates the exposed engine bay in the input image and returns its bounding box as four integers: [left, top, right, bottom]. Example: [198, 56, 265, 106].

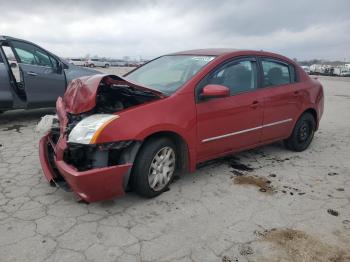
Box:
[60, 76, 159, 171]
[66, 77, 161, 135]
[95, 81, 160, 114]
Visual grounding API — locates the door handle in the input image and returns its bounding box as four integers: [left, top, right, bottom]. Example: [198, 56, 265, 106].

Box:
[250, 100, 259, 109]
[293, 91, 300, 96]
[27, 72, 38, 76]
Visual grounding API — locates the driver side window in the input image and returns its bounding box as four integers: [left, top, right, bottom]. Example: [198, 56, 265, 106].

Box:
[11, 41, 55, 68]
[201, 59, 258, 96]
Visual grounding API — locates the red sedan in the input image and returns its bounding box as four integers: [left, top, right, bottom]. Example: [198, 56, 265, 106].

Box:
[39, 49, 324, 202]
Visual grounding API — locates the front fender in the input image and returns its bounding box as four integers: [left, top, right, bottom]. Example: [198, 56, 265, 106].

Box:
[93, 93, 197, 171]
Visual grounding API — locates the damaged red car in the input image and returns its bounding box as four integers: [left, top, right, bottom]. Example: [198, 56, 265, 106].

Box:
[39, 49, 324, 202]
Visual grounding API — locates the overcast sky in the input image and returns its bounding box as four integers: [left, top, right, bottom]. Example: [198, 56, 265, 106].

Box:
[1, 0, 349, 60]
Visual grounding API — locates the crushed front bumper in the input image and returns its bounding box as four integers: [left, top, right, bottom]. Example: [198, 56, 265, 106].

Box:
[39, 133, 132, 202]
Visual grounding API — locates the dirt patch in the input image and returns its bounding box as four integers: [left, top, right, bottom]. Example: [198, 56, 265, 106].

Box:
[262, 228, 350, 262]
[240, 244, 254, 256]
[221, 256, 236, 262]
[2, 124, 26, 133]
[233, 175, 274, 193]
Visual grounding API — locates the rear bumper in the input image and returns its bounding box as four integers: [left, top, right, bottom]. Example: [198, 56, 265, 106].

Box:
[39, 134, 132, 202]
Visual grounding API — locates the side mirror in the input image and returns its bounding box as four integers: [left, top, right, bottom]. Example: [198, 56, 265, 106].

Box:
[10, 63, 17, 68]
[57, 61, 69, 73]
[62, 62, 69, 69]
[201, 84, 230, 99]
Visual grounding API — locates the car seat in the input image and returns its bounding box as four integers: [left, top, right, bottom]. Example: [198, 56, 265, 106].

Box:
[223, 64, 252, 94]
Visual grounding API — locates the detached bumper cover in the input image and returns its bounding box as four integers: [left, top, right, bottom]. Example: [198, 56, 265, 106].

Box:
[39, 134, 132, 202]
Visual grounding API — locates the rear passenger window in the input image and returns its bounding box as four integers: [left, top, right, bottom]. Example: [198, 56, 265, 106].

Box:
[261, 60, 291, 87]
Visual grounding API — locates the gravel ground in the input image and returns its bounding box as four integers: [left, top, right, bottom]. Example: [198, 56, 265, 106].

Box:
[0, 70, 349, 262]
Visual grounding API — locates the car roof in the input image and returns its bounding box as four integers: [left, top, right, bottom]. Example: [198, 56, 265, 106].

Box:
[168, 48, 296, 65]
[169, 48, 242, 56]
[0, 35, 63, 60]
[0, 35, 24, 42]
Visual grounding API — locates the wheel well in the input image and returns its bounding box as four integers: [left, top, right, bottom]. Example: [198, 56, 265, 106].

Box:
[141, 131, 189, 172]
[303, 108, 318, 130]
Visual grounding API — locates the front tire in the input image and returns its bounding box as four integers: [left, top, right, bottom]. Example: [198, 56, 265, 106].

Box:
[284, 112, 316, 152]
[132, 138, 177, 198]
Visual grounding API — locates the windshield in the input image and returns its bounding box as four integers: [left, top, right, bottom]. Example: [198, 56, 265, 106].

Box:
[125, 55, 215, 94]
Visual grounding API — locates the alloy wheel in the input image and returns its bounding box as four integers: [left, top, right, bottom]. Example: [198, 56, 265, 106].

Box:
[148, 146, 176, 191]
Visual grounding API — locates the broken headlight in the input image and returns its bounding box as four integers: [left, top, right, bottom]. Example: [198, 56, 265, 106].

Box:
[67, 114, 119, 144]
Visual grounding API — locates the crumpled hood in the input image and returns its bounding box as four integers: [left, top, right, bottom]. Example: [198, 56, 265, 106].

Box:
[63, 74, 164, 114]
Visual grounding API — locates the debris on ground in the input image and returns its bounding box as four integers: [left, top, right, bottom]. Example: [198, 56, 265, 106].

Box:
[328, 172, 339, 176]
[327, 209, 339, 216]
[229, 160, 254, 171]
[232, 175, 274, 193]
[2, 124, 26, 133]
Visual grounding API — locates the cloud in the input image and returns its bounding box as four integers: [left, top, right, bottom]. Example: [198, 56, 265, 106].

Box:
[0, 0, 349, 60]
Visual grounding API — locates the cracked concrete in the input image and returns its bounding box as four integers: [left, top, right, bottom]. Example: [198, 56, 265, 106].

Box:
[0, 72, 349, 261]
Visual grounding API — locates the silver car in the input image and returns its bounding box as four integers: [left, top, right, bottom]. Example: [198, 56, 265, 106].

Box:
[86, 58, 110, 68]
[0, 36, 100, 113]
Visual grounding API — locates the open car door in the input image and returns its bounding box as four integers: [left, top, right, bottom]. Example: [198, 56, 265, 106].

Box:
[9, 40, 66, 108]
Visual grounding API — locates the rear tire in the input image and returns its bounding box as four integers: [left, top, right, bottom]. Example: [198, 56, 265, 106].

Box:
[284, 112, 316, 152]
[132, 137, 177, 198]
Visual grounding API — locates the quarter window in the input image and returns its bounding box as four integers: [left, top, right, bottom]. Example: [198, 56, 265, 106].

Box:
[261, 60, 291, 87]
[204, 60, 257, 95]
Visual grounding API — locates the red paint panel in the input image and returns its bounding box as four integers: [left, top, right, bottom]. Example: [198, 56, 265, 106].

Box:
[196, 90, 264, 161]
[56, 160, 131, 202]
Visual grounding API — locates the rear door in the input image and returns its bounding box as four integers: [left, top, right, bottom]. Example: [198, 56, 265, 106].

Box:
[196, 57, 264, 162]
[10, 40, 66, 108]
[259, 58, 303, 142]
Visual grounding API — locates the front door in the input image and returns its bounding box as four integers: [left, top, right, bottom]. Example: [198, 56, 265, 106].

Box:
[9, 40, 66, 108]
[196, 57, 264, 162]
